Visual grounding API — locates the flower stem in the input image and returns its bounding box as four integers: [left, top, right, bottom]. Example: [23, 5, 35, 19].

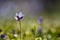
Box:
[19, 20, 21, 40]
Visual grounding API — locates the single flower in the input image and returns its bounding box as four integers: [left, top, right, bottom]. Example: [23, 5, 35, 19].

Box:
[0, 34, 6, 40]
[14, 12, 24, 21]
[37, 27, 42, 34]
[37, 16, 43, 23]
[36, 27, 42, 37]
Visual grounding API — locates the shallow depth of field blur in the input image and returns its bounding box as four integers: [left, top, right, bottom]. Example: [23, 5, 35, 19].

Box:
[0, 0, 60, 40]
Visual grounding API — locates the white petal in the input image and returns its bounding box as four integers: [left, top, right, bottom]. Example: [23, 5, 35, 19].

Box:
[14, 16, 18, 20]
[19, 12, 24, 18]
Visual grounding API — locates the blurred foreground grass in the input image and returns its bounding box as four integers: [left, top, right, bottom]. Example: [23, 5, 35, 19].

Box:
[0, 18, 60, 40]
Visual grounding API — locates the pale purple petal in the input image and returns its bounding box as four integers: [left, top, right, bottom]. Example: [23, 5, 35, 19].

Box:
[14, 12, 24, 21]
[19, 12, 24, 18]
[38, 16, 43, 23]
[16, 13, 19, 16]
[36, 26, 42, 34]
[38, 27, 42, 32]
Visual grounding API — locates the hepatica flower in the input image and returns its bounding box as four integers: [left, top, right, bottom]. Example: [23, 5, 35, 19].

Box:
[14, 12, 24, 39]
[36, 27, 42, 37]
[0, 34, 6, 40]
[37, 27, 42, 34]
[37, 16, 43, 23]
[15, 12, 24, 21]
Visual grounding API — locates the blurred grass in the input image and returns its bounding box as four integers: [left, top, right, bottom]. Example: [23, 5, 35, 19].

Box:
[0, 17, 60, 40]
[0, 13, 60, 40]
